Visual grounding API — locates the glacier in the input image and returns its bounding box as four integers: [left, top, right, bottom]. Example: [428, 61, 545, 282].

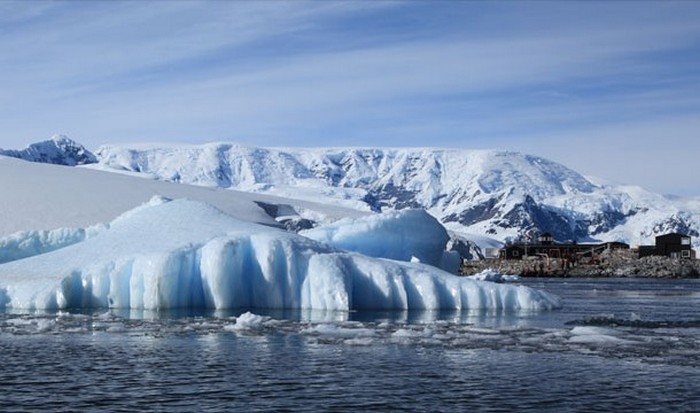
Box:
[0, 198, 560, 312]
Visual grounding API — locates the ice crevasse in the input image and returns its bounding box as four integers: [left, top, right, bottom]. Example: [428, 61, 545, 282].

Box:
[0, 198, 560, 311]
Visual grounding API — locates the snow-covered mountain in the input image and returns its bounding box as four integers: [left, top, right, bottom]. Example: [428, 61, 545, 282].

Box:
[0, 135, 97, 166]
[93, 142, 700, 248]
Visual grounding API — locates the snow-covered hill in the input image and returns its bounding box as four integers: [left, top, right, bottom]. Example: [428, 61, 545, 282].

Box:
[93, 142, 700, 248]
[0, 135, 97, 166]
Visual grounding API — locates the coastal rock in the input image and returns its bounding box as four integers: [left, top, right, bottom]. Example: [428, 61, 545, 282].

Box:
[461, 249, 700, 278]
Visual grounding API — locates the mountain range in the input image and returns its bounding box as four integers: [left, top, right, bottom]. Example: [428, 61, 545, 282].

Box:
[4, 135, 699, 249]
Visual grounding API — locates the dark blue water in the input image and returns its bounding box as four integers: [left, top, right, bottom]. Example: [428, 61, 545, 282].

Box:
[1, 278, 699, 412]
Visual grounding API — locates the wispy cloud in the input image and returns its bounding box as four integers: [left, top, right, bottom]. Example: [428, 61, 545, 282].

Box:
[1, 1, 699, 194]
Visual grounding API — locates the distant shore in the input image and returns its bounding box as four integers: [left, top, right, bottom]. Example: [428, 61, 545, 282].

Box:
[460, 250, 700, 278]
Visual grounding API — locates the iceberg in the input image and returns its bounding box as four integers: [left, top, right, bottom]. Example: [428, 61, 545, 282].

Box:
[300, 209, 449, 267]
[0, 226, 105, 264]
[0, 198, 560, 312]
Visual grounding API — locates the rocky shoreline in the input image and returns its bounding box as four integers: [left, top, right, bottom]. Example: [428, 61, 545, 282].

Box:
[460, 249, 700, 278]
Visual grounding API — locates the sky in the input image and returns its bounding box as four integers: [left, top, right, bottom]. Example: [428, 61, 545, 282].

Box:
[1, 1, 699, 196]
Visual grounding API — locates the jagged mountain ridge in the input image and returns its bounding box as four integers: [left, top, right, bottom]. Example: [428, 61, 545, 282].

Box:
[92, 142, 700, 248]
[0, 135, 97, 166]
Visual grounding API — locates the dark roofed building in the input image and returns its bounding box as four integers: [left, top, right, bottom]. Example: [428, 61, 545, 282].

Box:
[500, 237, 629, 261]
[501, 245, 525, 260]
[639, 233, 694, 259]
[538, 232, 554, 245]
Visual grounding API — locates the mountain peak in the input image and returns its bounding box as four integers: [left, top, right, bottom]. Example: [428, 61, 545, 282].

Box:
[50, 133, 71, 142]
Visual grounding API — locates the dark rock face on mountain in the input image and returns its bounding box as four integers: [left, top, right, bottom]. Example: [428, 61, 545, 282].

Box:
[0, 135, 97, 166]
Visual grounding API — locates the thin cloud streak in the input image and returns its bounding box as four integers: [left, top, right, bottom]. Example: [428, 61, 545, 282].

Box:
[1, 1, 699, 194]
[530, 115, 700, 197]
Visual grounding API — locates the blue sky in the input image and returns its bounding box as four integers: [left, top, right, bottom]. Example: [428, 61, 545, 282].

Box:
[1, 1, 700, 196]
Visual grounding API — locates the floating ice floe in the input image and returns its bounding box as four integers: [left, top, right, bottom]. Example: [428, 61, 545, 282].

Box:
[466, 269, 520, 283]
[229, 311, 273, 331]
[568, 326, 636, 345]
[0, 198, 560, 312]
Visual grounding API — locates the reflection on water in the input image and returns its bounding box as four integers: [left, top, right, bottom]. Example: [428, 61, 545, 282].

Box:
[0, 304, 553, 325]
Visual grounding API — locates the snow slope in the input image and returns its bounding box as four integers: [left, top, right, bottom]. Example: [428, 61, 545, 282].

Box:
[0, 155, 365, 237]
[95, 143, 700, 248]
[0, 197, 560, 312]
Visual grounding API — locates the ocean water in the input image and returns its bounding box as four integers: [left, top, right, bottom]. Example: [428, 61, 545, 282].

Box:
[1, 278, 699, 412]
